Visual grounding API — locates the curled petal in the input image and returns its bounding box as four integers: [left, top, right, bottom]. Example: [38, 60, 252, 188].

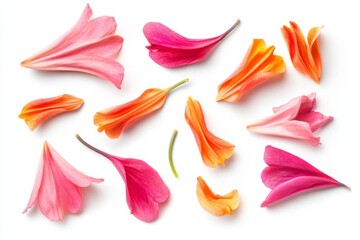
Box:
[23, 141, 103, 221]
[247, 93, 333, 146]
[261, 146, 348, 207]
[196, 176, 239, 216]
[216, 39, 285, 102]
[281, 21, 323, 83]
[21, 4, 124, 88]
[19, 94, 84, 130]
[185, 97, 235, 167]
[94, 78, 188, 139]
[76, 134, 170, 222]
[144, 19, 240, 68]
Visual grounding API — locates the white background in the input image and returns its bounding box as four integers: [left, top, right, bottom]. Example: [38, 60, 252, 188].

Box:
[1, 0, 359, 239]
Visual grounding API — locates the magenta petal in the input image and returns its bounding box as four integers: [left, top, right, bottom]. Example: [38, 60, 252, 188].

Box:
[21, 4, 124, 89]
[143, 20, 240, 68]
[76, 135, 170, 222]
[23, 141, 103, 221]
[261, 146, 347, 207]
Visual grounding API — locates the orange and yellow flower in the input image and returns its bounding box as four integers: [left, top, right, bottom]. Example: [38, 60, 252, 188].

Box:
[19, 94, 84, 131]
[94, 78, 188, 139]
[196, 176, 239, 216]
[281, 21, 323, 83]
[185, 97, 235, 168]
[216, 39, 285, 102]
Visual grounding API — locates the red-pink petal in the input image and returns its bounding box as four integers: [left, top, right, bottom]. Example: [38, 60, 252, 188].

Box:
[143, 20, 240, 68]
[261, 146, 347, 207]
[23, 141, 103, 221]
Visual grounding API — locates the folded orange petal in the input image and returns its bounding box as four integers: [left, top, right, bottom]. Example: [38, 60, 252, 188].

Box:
[216, 39, 285, 102]
[281, 21, 322, 83]
[19, 94, 84, 130]
[94, 78, 188, 139]
[185, 97, 235, 167]
[196, 176, 239, 216]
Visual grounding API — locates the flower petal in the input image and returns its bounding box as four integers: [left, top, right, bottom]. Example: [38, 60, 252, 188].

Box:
[261, 145, 347, 207]
[281, 21, 322, 83]
[185, 97, 235, 167]
[94, 79, 188, 139]
[21, 4, 124, 88]
[143, 20, 240, 68]
[216, 39, 285, 102]
[196, 176, 239, 216]
[19, 94, 84, 131]
[76, 135, 170, 222]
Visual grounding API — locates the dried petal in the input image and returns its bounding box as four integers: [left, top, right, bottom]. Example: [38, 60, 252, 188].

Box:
[261, 145, 348, 207]
[144, 19, 240, 68]
[196, 176, 239, 216]
[95, 78, 188, 139]
[23, 141, 103, 221]
[185, 97, 235, 167]
[216, 39, 285, 102]
[21, 4, 124, 88]
[19, 94, 84, 131]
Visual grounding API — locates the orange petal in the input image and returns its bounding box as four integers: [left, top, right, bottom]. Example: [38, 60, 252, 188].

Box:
[282, 21, 322, 83]
[216, 39, 285, 102]
[19, 94, 84, 131]
[185, 97, 235, 167]
[196, 176, 239, 216]
[95, 78, 188, 139]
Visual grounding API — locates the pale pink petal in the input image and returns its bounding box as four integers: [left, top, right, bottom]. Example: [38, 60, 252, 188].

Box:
[143, 20, 240, 68]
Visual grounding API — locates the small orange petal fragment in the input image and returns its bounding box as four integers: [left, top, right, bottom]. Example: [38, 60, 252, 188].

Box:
[216, 39, 285, 102]
[281, 21, 323, 83]
[185, 97, 235, 167]
[19, 94, 84, 130]
[196, 176, 239, 216]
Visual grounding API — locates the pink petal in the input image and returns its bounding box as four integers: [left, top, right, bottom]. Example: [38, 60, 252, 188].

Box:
[261, 146, 346, 207]
[143, 20, 240, 68]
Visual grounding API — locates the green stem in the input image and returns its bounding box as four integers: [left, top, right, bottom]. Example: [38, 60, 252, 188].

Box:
[220, 19, 241, 41]
[168, 130, 179, 178]
[75, 134, 109, 158]
[166, 78, 189, 93]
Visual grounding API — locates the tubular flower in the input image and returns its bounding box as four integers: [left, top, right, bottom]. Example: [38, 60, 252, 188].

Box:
[23, 141, 103, 221]
[19, 94, 84, 131]
[20, 4, 124, 88]
[94, 78, 188, 139]
[216, 39, 285, 102]
[76, 134, 170, 222]
[281, 21, 323, 83]
[143, 19, 240, 68]
[196, 176, 239, 216]
[247, 93, 333, 146]
[185, 97, 235, 168]
[261, 145, 349, 207]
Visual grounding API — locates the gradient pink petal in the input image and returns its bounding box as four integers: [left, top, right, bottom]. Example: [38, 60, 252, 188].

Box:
[143, 20, 239, 68]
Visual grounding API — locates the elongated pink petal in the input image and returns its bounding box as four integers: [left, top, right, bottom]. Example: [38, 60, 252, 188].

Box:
[143, 20, 240, 68]
[76, 135, 170, 222]
[23, 141, 103, 221]
[21, 4, 124, 89]
[247, 93, 333, 146]
[261, 146, 347, 207]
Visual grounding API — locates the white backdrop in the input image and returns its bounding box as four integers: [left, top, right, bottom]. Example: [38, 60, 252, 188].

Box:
[1, 0, 359, 239]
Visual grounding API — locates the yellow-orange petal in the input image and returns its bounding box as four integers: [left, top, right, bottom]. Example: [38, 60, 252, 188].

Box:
[185, 97, 235, 167]
[196, 176, 239, 216]
[94, 78, 188, 139]
[281, 21, 322, 83]
[18, 94, 84, 131]
[216, 39, 285, 102]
